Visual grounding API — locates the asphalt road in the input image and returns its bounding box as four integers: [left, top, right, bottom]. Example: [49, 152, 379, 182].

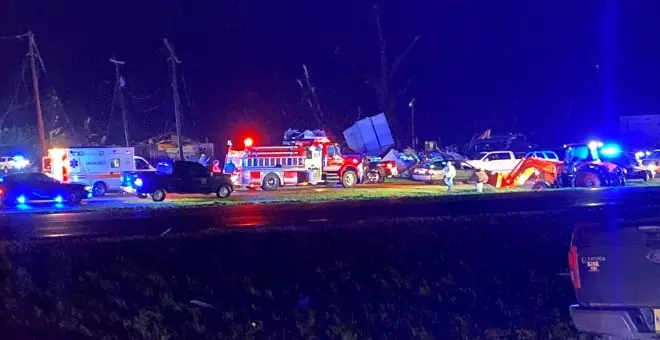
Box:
[2, 181, 660, 239]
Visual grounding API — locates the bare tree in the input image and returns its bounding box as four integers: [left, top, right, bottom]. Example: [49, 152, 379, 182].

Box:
[296, 64, 325, 128]
[336, 4, 420, 144]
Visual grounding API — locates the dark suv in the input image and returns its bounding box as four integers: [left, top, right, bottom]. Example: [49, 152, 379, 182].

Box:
[570, 222, 660, 339]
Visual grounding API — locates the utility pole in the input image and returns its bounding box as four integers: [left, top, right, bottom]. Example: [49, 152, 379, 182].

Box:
[408, 98, 416, 148]
[163, 38, 184, 161]
[27, 31, 47, 160]
[109, 56, 130, 146]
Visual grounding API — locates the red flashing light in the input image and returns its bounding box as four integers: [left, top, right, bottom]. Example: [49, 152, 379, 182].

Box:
[244, 137, 254, 148]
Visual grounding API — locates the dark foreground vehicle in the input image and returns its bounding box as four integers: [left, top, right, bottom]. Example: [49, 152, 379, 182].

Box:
[0, 172, 90, 205]
[128, 161, 233, 202]
[569, 222, 660, 339]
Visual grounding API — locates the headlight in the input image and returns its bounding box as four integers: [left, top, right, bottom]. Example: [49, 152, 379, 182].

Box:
[84, 185, 92, 191]
[134, 178, 143, 187]
[649, 164, 657, 171]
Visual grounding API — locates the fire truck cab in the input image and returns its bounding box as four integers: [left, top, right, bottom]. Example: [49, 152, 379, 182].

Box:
[226, 137, 363, 191]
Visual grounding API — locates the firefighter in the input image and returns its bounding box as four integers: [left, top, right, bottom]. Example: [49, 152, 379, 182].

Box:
[442, 161, 456, 191]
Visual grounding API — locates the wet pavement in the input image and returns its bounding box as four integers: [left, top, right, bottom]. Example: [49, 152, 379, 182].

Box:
[0, 182, 659, 239]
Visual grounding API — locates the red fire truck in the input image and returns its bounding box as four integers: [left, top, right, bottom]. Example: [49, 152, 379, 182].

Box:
[225, 136, 364, 191]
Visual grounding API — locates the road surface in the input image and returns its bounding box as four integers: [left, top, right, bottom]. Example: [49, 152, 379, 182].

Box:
[1, 181, 660, 239]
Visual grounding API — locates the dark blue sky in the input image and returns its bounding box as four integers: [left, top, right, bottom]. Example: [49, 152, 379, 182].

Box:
[1, 0, 658, 147]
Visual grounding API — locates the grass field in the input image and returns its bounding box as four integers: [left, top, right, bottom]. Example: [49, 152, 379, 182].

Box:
[0, 212, 585, 339]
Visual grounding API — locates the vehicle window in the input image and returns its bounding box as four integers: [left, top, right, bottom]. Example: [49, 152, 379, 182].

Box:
[546, 152, 558, 160]
[188, 163, 208, 177]
[459, 162, 473, 170]
[111, 158, 121, 168]
[650, 151, 660, 159]
[486, 153, 509, 161]
[326, 145, 338, 157]
[134, 158, 151, 170]
[430, 161, 445, 169]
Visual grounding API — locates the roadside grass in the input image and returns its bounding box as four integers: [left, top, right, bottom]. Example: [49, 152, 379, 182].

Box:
[0, 212, 584, 339]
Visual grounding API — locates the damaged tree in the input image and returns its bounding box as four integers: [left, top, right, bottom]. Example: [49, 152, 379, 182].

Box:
[337, 4, 420, 145]
[296, 64, 325, 128]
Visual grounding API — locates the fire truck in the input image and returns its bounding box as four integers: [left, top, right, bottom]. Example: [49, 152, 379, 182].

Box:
[225, 136, 364, 191]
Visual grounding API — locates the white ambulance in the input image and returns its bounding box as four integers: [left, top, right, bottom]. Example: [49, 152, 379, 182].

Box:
[43, 147, 155, 196]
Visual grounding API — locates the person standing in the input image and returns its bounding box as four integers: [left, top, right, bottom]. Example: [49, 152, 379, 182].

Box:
[442, 161, 456, 191]
[473, 167, 488, 193]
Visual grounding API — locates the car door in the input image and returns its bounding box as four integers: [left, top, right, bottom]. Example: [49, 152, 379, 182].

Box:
[188, 163, 212, 193]
[29, 173, 59, 199]
[456, 162, 475, 182]
[491, 152, 514, 172]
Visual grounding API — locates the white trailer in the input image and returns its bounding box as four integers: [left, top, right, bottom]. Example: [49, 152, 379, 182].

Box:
[43, 147, 154, 196]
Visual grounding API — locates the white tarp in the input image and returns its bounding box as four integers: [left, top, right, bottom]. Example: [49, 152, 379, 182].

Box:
[343, 113, 394, 156]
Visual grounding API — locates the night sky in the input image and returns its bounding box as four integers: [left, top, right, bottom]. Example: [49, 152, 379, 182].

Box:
[1, 0, 659, 148]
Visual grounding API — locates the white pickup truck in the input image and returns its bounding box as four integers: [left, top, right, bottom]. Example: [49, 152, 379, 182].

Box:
[466, 151, 520, 174]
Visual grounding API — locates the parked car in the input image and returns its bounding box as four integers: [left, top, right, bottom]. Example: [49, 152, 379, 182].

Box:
[524, 150, 559, 160]
[0, 172, 90, 205]
[124, 161, 234, 202]
[412, 159, 476, 184]
[466, 151, 520, 174]
[569, 221, 660, 339]
[604, 152, 654, 182]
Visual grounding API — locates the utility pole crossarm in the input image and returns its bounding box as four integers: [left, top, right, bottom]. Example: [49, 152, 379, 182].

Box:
[163, 38, 184, 161]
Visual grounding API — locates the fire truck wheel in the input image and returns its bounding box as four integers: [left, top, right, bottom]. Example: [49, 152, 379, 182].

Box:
[152, 189, 167, 202]
[261, 173, 281, 191]
[216, 185, 232, 198]
[92, 182, 107, 197]
[341, 170, 358, 188]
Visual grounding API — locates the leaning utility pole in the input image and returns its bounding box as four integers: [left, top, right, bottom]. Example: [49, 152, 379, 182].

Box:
[408, 98, 416, 148]
[27, 31, 47, 159]
[109, 56, 130, 146]
[163, 38, 184, 161]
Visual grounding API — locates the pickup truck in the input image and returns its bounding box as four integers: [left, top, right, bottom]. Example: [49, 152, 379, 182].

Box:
[466, 151, 520, 174]
[123, 161, 233, 202]
[569, 222, 660, 339]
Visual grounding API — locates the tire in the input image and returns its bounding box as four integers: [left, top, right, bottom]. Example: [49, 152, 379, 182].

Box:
[137, 193, 148, 199]
[92, 182, 107, 197]
[576, 171, 601, 188]
[366, 170, 381, 184]
[377, 169, 386, 183]
[644, 171, 651, 182]
[216, 185, 232, 199]
[152, 189, 166, 202]
[341, 170, 358, 188]
[261, 173, 281, 191]
[532, 181, 550, 190]
[67, 191, 83, 205]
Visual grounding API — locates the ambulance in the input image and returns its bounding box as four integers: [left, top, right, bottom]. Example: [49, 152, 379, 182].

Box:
[43, 147, 155, 196]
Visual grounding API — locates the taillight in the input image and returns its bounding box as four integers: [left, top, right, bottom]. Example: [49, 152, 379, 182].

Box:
[0, 186, 4, 196]
[386, 162, 394, 169]
[568, 245, 581, 289]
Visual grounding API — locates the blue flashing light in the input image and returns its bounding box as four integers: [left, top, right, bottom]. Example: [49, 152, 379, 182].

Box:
[87, 192, 93, 199]
[16, 195, 26, 204]
[600, 145, 622, 157]
[0, 177, 4, 183]
[134, 178, 143, 187]
[54, 195, 63, 203]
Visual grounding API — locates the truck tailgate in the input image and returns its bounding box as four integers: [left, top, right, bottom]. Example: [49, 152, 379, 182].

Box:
[574, 222, 660, 307]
